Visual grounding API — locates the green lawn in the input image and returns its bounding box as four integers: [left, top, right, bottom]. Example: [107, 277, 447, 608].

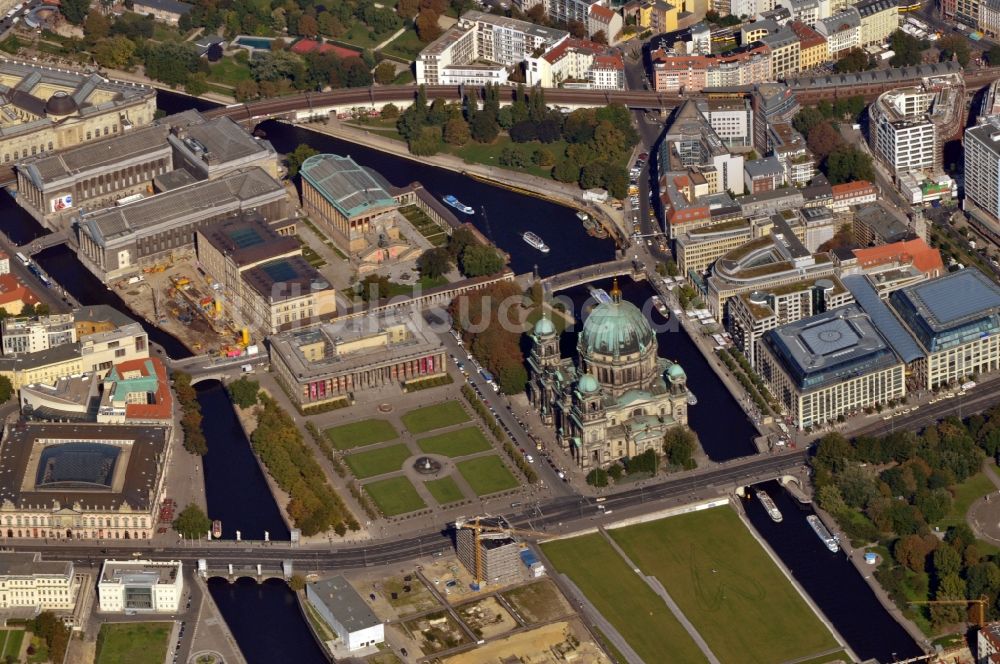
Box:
[417, 426, 492, 458]
[401, 401, 470, 434]
[381, 28, 425, 60]
[424, 476, 465, 504]
[325, 419, 399, 450]
[96, 622, 172, 664]
[0, 630, 23, 659]
[208, 57, 253, 87]
[609, 507, 840, 664]
[937, 471, 996, 530]
[365, 476, 426, 516]
[541, 534, 707, 664]
[345, 443, 412, 478]
[456, 456, 519, 496]
[340, 24, 381, 49]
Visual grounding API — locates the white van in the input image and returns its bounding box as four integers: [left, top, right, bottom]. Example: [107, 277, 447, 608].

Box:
[240, 364, 253, 373]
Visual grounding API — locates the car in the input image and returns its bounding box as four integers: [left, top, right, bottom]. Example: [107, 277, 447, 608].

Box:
[639, 152, 649, 160]
[526, 455, 534, 463]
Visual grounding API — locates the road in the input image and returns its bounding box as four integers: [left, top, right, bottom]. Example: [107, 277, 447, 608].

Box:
[10, 450, 807, 568]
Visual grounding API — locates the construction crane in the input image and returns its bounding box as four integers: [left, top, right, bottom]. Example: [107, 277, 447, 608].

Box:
[454, 516, 548, 590]
[908, 595, 988, 627]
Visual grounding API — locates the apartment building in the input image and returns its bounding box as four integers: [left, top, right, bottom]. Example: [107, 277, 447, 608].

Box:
[761, 29, 801, 79]
[789, 20, 829, 70]
[416, 11, 568, 86]
[857, 0, 899, 46]
[964, 116, 1000, 226]
[698, 98, 754, 148]
[830, 180, 878, 211]
[744, 156, 785, 192]
[650, 45, 770, 93]
[527, 38, 625, 89]
[816, 8, 862, 58]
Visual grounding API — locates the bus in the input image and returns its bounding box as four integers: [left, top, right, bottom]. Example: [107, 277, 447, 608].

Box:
[116, 193, 144, 206]
[15, 252, 28, 266]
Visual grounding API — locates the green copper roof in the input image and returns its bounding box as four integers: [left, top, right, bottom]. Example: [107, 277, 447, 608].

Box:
[300, 153, 396, 219]
[579, 299, 655, 358]
[578, 374, 599, 393]
[667, 363, 686, 379]
[534, 314, 556, 337]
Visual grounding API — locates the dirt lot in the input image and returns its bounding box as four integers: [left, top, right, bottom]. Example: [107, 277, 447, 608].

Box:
[348, 570, 440, 621]
[442, 620, 610, 664]
[456, 596, 518, 640]
[402, 610, 471, 655]
[502, 579, 574, 625]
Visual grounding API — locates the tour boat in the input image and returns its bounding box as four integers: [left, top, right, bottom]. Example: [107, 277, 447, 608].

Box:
[442, 195, 474, 215]
[756, 491, 783, 523]
[523, 231, 550, 253]
[212, 520, 222, 539]
[807, 515, 839, 552]
[652, 295, 669, 318]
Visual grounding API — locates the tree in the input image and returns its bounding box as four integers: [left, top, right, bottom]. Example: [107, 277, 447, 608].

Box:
[94, 36, 136, 70]
[931, 573, 968, 626]
[381, 103, 400, 119]
[34, 303, 49, 316]
[825, 145, 874, 184]
[318, 12, 345, 37]
[939, 34, 971, 66]
[234, 79, 260, 102]
[894, 533, 936, 573]
[298, 13, 319, 37]
[417, 247, 452, 279]
[460, 245, 504, 277]
[443, 117, 470, 146]
[415, 9, 443, 42]
[285, 143, 318, 178]
[499, 144, 531, 168]
[0, 376, 12, 403]
[933, 545, 963, 580]
[586, 468, 608, 487]
[807, 121, 843, 158]
[509, 120, 537, 143]
[374, 62, 396, 85]
[174, 504, 212, 539]
[987, 45, 1000, 66]
[185, 72, 209, 96]
[358, 274, 391, 301]
[61, 0, 91, 25]
[889, 30, 926, 67]
[83, 9, 110, 43]
[228, 377, 260, 409]
[663, 428, 697, 469]
[144, 42, 204, 87]
[592, 30, 608, 44]
[834, 49, 871, 73]
[30, 613, 69, 664]
[470, 112, 499, 143]
[408, 125, 442, 156]
[18, 302, 34, 317]
[447, 226, 477, 260]
[288, 574, 307, 591]
[552, 159, 580, 183]
[567, 19, 586, 38]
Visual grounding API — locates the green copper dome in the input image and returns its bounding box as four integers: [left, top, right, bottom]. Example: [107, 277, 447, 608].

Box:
[578, 374, 599, 393]
[579, 298, 655, 358]
[534, 315, 556, 337]
[667, 363, 686, 380]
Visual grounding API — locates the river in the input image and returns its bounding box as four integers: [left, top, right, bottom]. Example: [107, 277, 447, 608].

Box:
[207, 577, 328, 664]
[745, 480, 923, 662]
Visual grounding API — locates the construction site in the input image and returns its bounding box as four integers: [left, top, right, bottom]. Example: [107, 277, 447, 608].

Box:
[115, 256, 256, 357]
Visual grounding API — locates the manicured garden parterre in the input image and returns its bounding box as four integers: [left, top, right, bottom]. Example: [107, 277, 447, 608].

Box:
[364, 477, 426, 516]
[402, 401, 470, 434]
[541, 534, 706, 664]
[417, 426, 491, 458]
[456, 456, 519, 496]
[325, 418, 398, 450]
[95, 622, 172, 664]
[345, 443, 412, 478]
[609, 507, 840, 663]
[424, 476, 465, 505]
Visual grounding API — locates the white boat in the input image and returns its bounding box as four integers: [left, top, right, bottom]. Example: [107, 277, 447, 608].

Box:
[686, 391, 698, 406]
[212, 520, 222, 539]
[442, 195, 474, 215]
[807, 515, 839, 552]
[652, 295, 669, 319]
[576, 211, 590, 221]
[756, 491, 783, 523]
[523, 232, 550, 253]
[589, 287, 611, 304]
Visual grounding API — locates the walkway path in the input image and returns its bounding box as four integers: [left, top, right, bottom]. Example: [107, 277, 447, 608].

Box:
[555, 575, 644, 664]
[598, 528, 722, 664]
[374, 26, 406, 51]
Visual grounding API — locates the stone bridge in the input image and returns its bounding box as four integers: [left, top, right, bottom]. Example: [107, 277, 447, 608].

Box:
[542, 259, 645, 293]
[16, 228, 72, 256]
[201, 558, 293, 583]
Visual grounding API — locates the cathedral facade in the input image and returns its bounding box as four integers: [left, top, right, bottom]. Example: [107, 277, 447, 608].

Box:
[527, 282, 690, 470]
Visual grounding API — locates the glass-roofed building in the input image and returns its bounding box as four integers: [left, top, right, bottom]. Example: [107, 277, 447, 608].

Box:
[888, 268, 1000, 389]
[758, 303, 906, 430]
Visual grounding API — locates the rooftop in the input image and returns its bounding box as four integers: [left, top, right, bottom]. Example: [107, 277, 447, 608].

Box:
[103, 357, 172, 422]
[242, 256, 330, 304]
[891, 269, 1000, 333]
[100, 559, 180, 585]
[309, 575, 381, 632]
[763, 304, 902, 390]
[300, 154, 396, 220]
[0, 552, 71, 578]
[786, 62, 961, 92]
[842, 274, 926, 363]
[131, 0, 192, 14]
[198, 217, 300, 268]
[163, 114, 276, 170]
[0, 423, 168, 511]
[744, 156, 784, 178]
[854, 202, 911, 243]
[852, 238, 943, 275]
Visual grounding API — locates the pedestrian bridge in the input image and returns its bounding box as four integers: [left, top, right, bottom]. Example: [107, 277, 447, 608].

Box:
[17, 229, 72, 256]
[542, 259, 645, 293]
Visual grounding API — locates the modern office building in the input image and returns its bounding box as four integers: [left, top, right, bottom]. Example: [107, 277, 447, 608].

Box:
[758, 305, 906, 429]
[76, 166, 291, 283]
[455, 524, 523, 586]
[677, 220, 754, 276]
[416, 11, 568, 85]
[196, 217, 336, 336]
[0, 423, 170, 540]
[698, 98, 753, 149]
[868, 75, 965, 178]
[98, 560, 182, 613]
[0, 552, 76, 611]
[660, 100, 745, 196]
[1, 313, 75, 355]
[270, 313, 447, 410]
[729, 275, 853, 367]
[889, 269, 1000, 389]
[853, 202, 915, 246]
[0, 62, 156, 171]
[306, 576, 384, 651]
[751, 83, 800, 155]
[964, 116, 1000, 226]
[527, 283, 690, 470]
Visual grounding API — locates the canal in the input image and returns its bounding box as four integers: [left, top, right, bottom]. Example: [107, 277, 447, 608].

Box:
[557, 276, 758, 461]
[207, 577, 328, 664]
[745, 480, 923, 662]
[196, 380, 289, 541]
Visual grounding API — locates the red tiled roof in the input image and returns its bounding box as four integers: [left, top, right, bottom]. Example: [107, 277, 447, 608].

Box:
[789, 20, 826, 49]
[592, 54, 624, 69]
[542, 37, 610, 64]
[110, 357, 173, 422]
[852, 238, 944, 276]
[589, 4, 616, 22]
[0, 274, 38, 310]
[831, 180, 877, 197]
